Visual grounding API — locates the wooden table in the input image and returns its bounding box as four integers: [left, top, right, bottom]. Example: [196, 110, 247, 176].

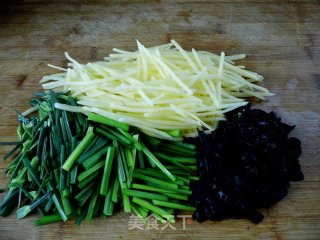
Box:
[0, 1, 319, 239]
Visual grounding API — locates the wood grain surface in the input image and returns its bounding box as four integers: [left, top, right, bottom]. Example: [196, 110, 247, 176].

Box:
[0, 0, 319, 239]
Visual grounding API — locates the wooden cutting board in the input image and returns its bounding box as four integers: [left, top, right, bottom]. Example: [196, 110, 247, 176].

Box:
[0, 1, 319, 239]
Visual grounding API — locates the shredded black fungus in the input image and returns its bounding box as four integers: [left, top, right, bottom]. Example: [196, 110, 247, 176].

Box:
[191, 104, 303, 224]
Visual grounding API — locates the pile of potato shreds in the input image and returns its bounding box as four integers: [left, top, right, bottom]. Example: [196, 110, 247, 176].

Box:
[41, 40, 272, 140]
[0, 41, 277, 225]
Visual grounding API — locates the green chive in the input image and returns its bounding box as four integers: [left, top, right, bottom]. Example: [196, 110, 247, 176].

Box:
[132, 172, 178, 190]
[119, 145, 130, 187]
[155, 152, 196, 165]
[154, 154, 195, 173]
[79, 188, 95, 207]
[82, 147, 108, 169]
[132, 197, 173, 221]
[75, 182, 95, 201]
[77, 161, 104, 182]
[35, 214, 62, 225]
[162, 192, 188, 201]
[62, 111, 73, 141]
[151, 211, 167, 224]
[118, 176, 131, 212]
[100, 126, 132, 145]
[27, 156, 39, 182]
[103, 183, 114, 216]
[96, 128, 118, 142]
[78, 171, 100, 189]
[164, 129, 182, 138]
[17, 192, 51, 219]
[172, 141, 196, 150]
[61, 194, 72, 216]
[51, 193, 68, 222]
[62, 127, 95, 171]
[22, 158, 41, 187]
[88, 113, 129, 131]
[123, 189, 168, 201]
[138, 151, 145, 169]
[114, 142, 126, 183]
[100, 147, 115, 195]
[157, 146, 195, 157]
[118, 129, 143, 150]
[142, 135, 161, 146]
[134, 169, 184, 186]
[111, 177, 119, 203]
[169, 169, 191, 176]
[146, 182, 192, 195]
[152, 200, 195, 211]
[44, 198, 53, 213]
[59, 145, 66, 190]
[70, 165, 78, 184]
[125, 148, 134, 168]
[77, 137, 108, 164]
[176, 176, 190, 185]
[159, 142, 196, 156]
[3, 143, 21, 161]
[180, 185, 190, 190]
[188, 176, 200, 181]
[75, 208, 87, 226]
[59, 117, 68, 143]
[131, 203, 148, 219]
[131, 183, 175, 193]
[62, 188, 70, 198]
[86, 187, 99, 222]
[140, 142, 176, 181]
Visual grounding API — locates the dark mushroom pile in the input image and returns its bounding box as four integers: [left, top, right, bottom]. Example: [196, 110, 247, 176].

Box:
[191, 104, 303, 223]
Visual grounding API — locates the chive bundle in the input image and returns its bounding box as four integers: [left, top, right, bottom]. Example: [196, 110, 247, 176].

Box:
[0, 92, 197, 225]
[0, 92, 87, 223]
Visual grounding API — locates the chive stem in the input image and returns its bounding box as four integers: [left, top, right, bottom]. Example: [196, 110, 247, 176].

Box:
[62, 127, 95, 171]
[88, 113, 129, 131]
[34, 214, 62, 225]
[152, 200, 196, 211]
[100, 146, 115, 195]
[132, 197, 173, 221]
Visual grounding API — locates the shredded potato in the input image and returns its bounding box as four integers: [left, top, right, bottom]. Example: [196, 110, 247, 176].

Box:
[42, 40, 273, 140]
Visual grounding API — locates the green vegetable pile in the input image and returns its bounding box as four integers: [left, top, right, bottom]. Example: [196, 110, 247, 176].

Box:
[0, 92, 197, 225]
